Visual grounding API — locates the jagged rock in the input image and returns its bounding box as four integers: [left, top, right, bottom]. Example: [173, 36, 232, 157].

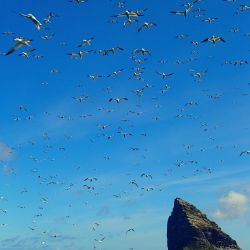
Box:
[167, 198, 241, 250]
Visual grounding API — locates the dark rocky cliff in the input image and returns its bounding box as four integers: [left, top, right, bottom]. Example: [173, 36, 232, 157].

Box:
[167, 198, 241, 250]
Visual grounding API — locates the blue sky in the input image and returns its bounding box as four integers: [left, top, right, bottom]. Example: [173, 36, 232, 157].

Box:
[1, 0, 250, 249]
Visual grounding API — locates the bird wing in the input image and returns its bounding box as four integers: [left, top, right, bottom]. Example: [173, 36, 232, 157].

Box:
[32, 18, 42, 30]
[138, 25, 143, 32]
[201, 38, 209, 43]
[220, 37, 226, 43]
[112, 13, 125, 17]
[6, 42, 23, 55]
[170, 11, 183, 15]
[20, 13, 28, 18]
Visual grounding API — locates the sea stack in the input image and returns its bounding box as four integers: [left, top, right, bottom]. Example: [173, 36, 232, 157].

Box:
[167, 198, 241, 250]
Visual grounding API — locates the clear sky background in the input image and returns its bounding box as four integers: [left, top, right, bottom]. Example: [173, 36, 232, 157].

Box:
[0, 0, 250, 249]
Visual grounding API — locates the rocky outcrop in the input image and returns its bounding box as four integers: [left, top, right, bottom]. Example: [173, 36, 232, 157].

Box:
[167, 198, 241, 250]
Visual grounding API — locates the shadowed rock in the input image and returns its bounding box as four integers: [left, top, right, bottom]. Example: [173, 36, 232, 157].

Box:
[167, 198, 241, 250]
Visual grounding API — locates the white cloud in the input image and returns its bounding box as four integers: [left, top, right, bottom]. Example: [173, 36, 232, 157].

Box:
[245, 184, 250, 194]
[0, 143, 13, 161]
[1, 165, 15, 175]
[213, 191, 249, 219]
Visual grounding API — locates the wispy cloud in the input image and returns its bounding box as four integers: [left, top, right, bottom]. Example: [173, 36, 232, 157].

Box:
[213, 191, 249, 220]
[0, 142, 13, 161]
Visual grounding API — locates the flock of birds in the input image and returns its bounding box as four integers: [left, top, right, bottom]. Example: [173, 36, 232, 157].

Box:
[1, 0, 250, 249]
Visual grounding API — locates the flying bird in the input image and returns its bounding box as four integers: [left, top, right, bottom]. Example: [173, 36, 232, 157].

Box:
[78, 37, 94, 47]
[70, 0, 88, 3]
[94, 237, 105, 243]
[202, 35, 226, 44]
[126, 228, 135, 233]
[138, 22, 157, 32]
[132, 48, 151, 55]
[240, 150, 250, 156]
[170, 8, 192, 18]
[5, 37, 32, 56]
[20, 13, 42, 30]
[109, 97, 128, 103]
[157, 72, 174, 78]
[112, 10, 145, 19]
[19, 48, 36, 58]
[141, 173, 152, 179]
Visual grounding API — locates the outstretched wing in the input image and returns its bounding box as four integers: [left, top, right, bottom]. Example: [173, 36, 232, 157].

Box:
[220, 37, 226, 43]
[138, 24, 144, 32]
[6, 42, 23, 55]
[170, 11, 183, 15]
[201, 38, 209, 43]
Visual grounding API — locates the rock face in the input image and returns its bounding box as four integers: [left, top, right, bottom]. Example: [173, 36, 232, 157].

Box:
[167, 198, 241, 250]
